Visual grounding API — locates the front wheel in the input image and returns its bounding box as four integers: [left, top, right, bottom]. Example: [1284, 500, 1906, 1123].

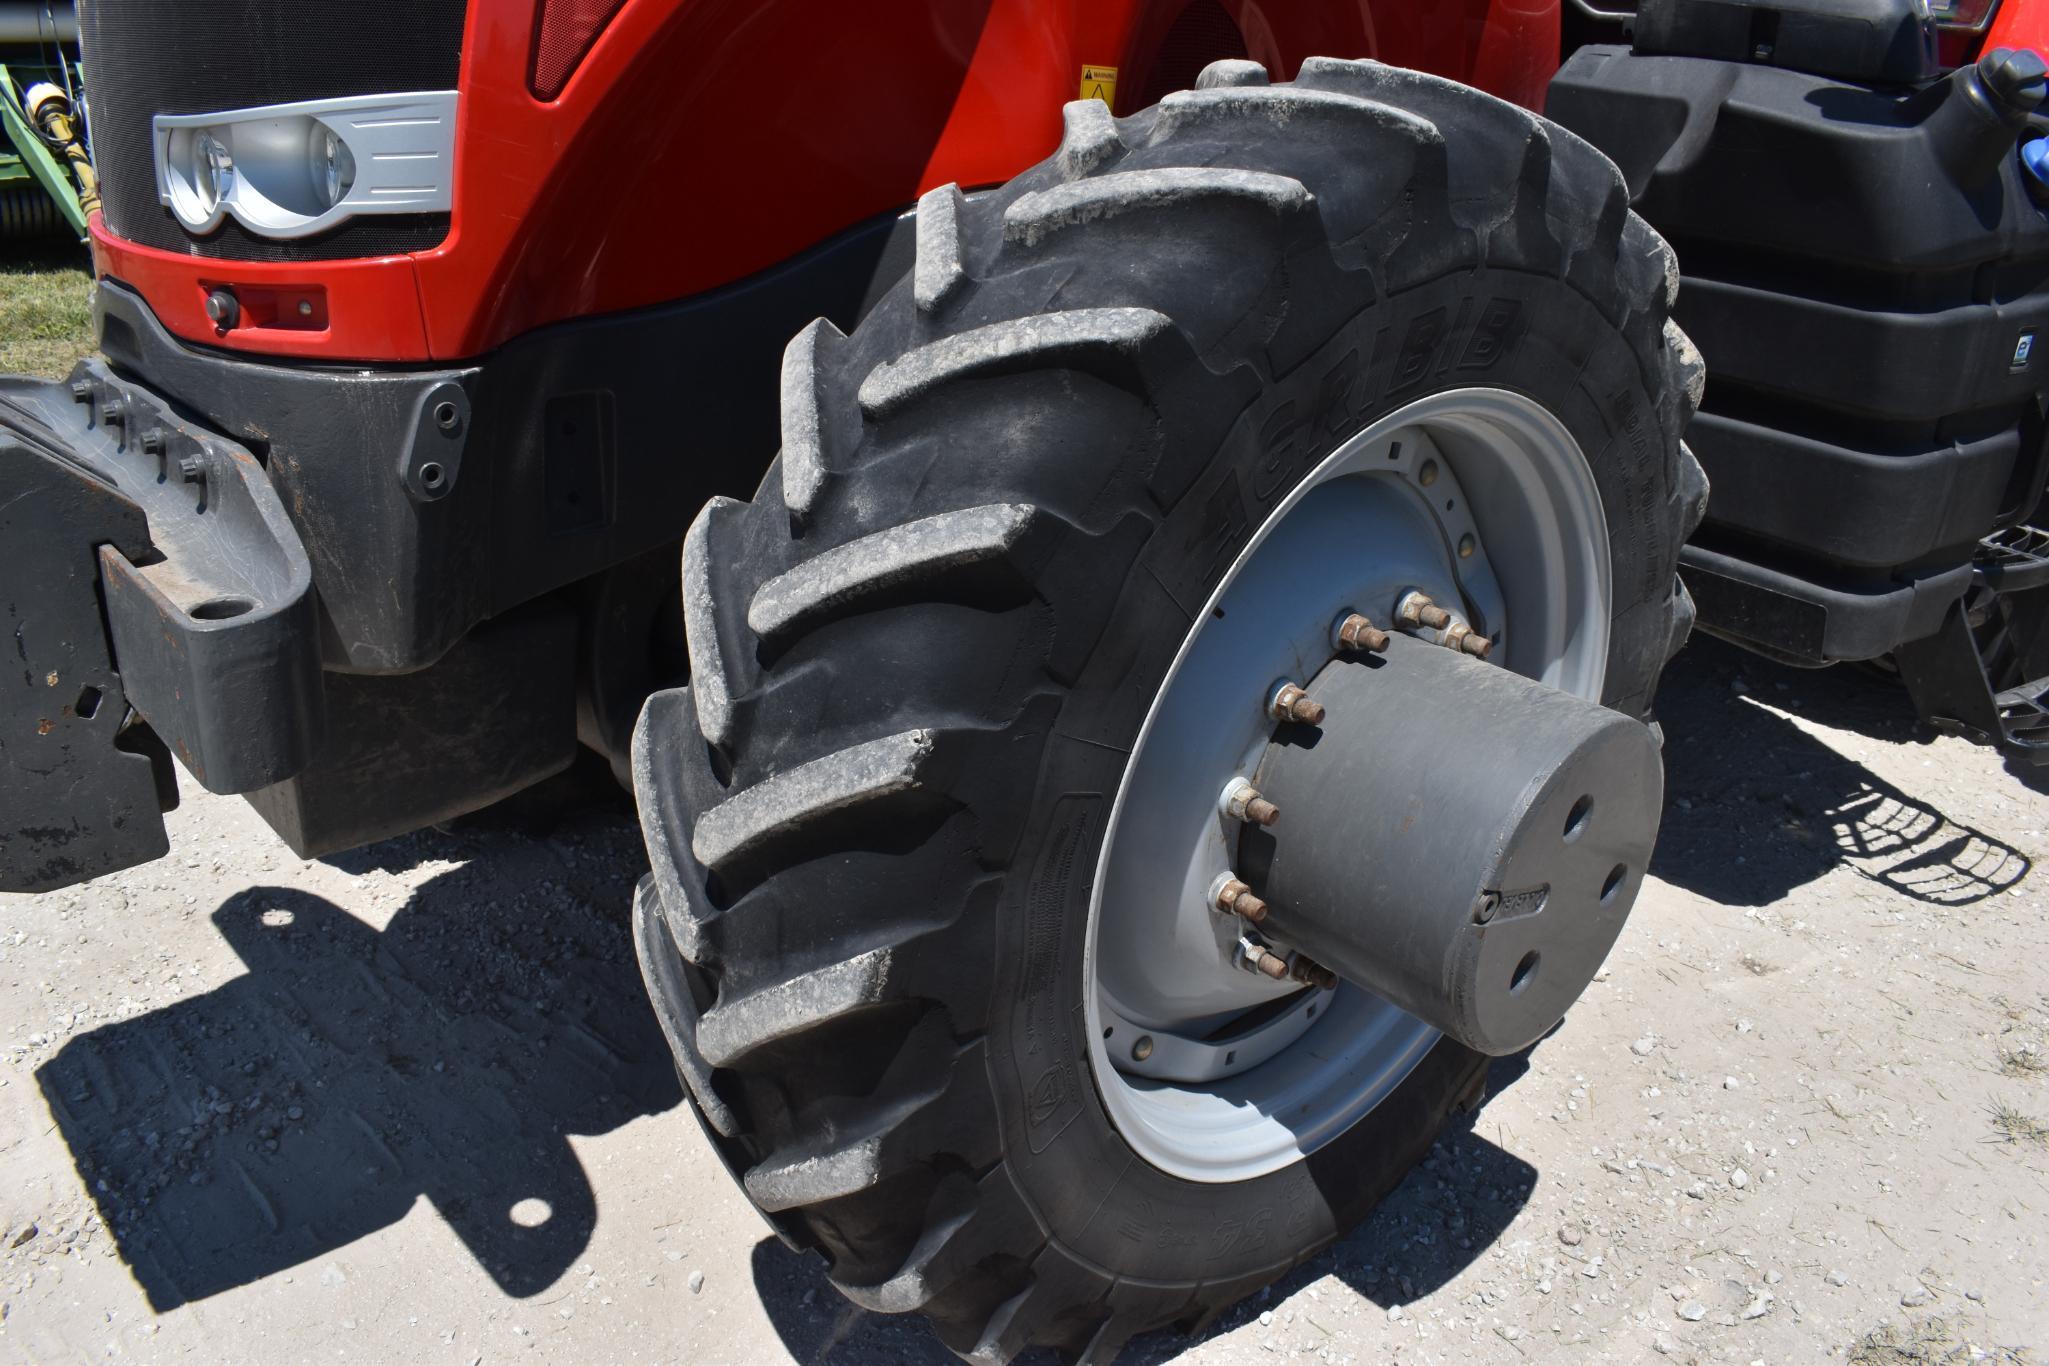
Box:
[632, 56, 1706, 1361]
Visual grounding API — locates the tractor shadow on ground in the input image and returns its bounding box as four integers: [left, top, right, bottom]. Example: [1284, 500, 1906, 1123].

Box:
[746, 1052, 1540, 1365]
[33, 806, 675, 1312]
[1649, 635, 2030, 908]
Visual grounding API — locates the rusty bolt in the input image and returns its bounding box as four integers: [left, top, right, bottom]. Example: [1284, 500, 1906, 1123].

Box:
[1290, 955, 1339, 991]
[1211, 875, 1269, 924]
[1268, 682, 1325, 726]
[1221, 777, 1280, 827]
[1335, 612, 1391, 653]
[1248, 945, 1291, 979]
[1434, 620, 1490, 660]
[1396, 590, 1452, 631]
[1436, 620, 1496, 660]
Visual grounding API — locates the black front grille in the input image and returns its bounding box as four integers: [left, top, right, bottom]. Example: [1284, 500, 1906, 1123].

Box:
[78, 0, 467, 262]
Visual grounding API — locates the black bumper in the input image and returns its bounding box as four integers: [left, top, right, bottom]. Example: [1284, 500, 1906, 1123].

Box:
[1, 362, 322, 891]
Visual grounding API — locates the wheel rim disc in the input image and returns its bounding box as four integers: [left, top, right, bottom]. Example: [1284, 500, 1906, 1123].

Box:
[1083, 387, 1612, 1183]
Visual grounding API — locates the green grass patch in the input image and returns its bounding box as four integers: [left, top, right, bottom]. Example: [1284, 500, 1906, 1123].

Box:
[0, 240, 94, 378]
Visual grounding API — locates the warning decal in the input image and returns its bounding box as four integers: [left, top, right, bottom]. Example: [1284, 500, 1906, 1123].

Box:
[1080, 65, 1118, 109]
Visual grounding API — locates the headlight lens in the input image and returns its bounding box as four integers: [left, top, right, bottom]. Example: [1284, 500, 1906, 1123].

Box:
[309, 125, 356, 210]
[195, 132, 231, 211]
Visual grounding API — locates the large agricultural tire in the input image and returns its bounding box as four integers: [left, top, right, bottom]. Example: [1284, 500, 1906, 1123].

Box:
[632, 56, 1707, 1362]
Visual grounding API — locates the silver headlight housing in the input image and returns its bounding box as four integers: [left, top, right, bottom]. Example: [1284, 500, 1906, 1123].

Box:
[155, 91, 455, 240]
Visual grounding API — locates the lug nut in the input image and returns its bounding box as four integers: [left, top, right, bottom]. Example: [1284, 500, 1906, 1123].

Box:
[1396, 590, 1452, 631]
[1211, 874, 1269, 924]
[1220, 777, 1280, 827]
[1268, 681, 1325, 726]
[1290, 955, 1339, 991]
[1335, 612, 1390, 653]
[1438, 620, 1495, 660]
[1242, 942, 1291, 979]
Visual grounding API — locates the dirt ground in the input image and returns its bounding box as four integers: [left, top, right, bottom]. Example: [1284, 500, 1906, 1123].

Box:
[2, 633, 2046, 1365]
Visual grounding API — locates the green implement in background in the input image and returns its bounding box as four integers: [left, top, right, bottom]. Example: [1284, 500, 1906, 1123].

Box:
[0, 62, 87, 238]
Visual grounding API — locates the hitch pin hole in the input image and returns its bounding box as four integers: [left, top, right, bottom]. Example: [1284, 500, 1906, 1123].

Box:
[1601, 863, 1628, 904]
[189, 595, 257, 621]
[1510, 951, 1539, 995]
[1563, 793, 1594, 843]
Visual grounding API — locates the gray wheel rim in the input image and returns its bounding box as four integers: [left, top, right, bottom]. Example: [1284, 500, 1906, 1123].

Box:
[1083, 386, 1612, 1182]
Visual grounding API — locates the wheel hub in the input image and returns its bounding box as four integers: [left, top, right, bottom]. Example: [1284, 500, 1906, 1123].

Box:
[1244, 637, 1663, 1056]
[1085, 387, 1619, 1182]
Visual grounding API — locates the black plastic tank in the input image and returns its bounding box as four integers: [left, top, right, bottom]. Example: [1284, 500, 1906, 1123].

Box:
[1549, 0, 2049, 664]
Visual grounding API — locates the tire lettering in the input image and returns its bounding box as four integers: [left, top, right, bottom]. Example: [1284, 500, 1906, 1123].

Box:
[1388, 307, 1448, 395]
[1460, 298, 1524, 371]
[1435, 298, 1474, 380]
[1252, 350, 1365, 508]
[1252, 402, 1304, 503]
[1207, 1206, 1275, 1260]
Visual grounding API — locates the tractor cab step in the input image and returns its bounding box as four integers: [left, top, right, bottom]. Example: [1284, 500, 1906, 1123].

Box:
[1895, 526, 2049, 766]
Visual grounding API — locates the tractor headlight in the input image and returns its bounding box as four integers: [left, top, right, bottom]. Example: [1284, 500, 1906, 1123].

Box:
[309, 125, 357, 211]
[154, 91, 454, 240]
[158, 127, 232, 231]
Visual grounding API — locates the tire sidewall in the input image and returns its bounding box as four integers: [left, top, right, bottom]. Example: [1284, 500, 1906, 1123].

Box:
[982, 264, 1671, 1291]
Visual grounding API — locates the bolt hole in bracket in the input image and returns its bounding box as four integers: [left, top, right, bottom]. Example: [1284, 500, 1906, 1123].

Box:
[400, 382, 469, 502]
[1099, 987, 1332, 1081]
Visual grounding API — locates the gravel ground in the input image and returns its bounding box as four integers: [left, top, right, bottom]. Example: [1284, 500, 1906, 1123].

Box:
[2, 634, 2046, 1364]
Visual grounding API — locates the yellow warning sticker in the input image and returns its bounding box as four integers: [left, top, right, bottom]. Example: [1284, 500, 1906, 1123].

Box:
[1080, 65, 1118, 109]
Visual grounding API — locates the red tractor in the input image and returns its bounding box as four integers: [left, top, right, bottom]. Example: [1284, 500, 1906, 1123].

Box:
[4, 0, 2047, 1357]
